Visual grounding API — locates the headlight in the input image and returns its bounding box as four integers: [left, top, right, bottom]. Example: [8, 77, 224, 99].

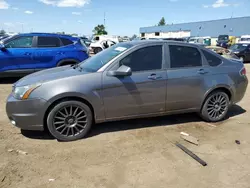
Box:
[12, 83, 41, 100]
[234, 51, 239, 54]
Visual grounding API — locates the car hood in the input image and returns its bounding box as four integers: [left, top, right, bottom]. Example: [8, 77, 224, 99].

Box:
[14, 65, 87, 87]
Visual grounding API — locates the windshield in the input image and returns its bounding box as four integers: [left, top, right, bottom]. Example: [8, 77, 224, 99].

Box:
[240, 38, 250, 42]
[79, 43, 133, 72]
[230, 44, 248, 51]
[189, 38, 197, 42]
[2, 35, 14, 43]
[218, 35, 229, 41]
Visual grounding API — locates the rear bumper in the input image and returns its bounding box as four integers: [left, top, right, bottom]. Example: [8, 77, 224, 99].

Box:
[6, 95, 48, 131]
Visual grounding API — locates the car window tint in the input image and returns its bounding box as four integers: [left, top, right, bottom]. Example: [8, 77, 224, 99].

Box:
[201, 49, 222, 66]
[5, 36, 33, 48]
[120, 45, 162, 72]
[37, 36, 60, 48]
[169, 45, 202, 68]
[60, 38, 73, 46]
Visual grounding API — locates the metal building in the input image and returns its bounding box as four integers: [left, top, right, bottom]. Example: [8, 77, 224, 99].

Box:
[139, 16, 250, 38]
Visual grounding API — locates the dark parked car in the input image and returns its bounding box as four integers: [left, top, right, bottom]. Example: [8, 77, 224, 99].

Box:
[229, 43, 250, 62]
[6, 41, 248, 141]
[0, 33, 89, 78]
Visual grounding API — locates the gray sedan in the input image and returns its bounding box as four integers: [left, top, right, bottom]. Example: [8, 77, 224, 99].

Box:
[6, 40, 248, 141]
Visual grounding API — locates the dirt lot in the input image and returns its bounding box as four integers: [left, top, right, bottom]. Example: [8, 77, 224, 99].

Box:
[0, 64, 250, 188]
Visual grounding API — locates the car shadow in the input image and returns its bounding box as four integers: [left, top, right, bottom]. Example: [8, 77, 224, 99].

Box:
[21, 129, 54, 140]
[20, 104, 246, 140]
[88, 105, 246, 138]
[226, 104, 246, 118]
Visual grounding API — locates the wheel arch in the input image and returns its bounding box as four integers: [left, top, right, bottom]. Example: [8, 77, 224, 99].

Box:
[43, 96, 95, 130]
[201, 86, 233, 111]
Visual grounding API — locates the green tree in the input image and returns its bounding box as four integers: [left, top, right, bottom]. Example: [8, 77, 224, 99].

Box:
[0, 29, 6, 35]
[158, 17, 166, 26]
[93, 24, 108, 35]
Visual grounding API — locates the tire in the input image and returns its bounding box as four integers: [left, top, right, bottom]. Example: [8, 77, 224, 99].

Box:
[47, 100, 93, 141]
[94, 47, 102, 54]
[200, 91, 230, 122]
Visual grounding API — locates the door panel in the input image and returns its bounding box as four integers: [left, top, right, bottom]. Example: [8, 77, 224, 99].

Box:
[166, 68, 205, 111]
[102, 70, 167, 119]
[32, 49, 59, 69]
[1, 36, 35, 72]
[101, 44, 167, 119]
[0, 48, 35, 71]
[166, 44, 206, 111]
[32, 36, 62, 70]
[0, 49, 19, 71]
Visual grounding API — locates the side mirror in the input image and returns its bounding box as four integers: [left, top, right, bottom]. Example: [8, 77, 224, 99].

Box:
[107, 65, 132, 77]
[0, 43, 6, 50]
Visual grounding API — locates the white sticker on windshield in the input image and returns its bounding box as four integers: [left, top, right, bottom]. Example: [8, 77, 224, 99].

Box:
[115, 47, 127, 52]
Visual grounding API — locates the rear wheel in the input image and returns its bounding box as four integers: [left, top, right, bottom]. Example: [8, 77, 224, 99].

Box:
[47, 101, 93, 141]
[200, 91, 229, 122]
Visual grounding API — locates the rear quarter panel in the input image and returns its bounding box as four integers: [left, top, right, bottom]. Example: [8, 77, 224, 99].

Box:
[202, 60, 246, 105]
[59, 44, 88, 63]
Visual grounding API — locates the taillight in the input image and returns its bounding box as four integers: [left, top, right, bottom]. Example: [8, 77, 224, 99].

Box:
[240, 67, 246, 76]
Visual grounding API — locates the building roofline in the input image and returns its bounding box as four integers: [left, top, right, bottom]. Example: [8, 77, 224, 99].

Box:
[140, 16, 250, 29]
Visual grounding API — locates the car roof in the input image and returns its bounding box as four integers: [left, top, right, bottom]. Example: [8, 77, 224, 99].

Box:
[122, 40, 203, 48]
[17, 33, 79, 41]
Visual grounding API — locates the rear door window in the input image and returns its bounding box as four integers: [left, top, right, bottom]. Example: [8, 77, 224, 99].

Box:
[60, 38, 73, 46]
[37, 36, 60, 48]
[169, 45, 202, 68]
[201, 50, 222, 66]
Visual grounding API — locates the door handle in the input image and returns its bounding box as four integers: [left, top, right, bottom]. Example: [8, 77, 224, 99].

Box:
[197, 69, 208, 75]
[148, 74, 162, 80]
[24, 52, 31, 55]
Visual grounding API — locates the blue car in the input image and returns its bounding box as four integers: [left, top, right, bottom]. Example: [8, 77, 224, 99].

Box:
[0, 33, 89, 78]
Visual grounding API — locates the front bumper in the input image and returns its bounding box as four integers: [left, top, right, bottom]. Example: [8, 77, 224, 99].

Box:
[6, 95, 48, 131]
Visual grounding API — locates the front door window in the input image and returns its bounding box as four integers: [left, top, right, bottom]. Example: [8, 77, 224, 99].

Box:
[5, 36, 33, 48]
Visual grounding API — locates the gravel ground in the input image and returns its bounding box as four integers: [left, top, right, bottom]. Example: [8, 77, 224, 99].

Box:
[0, 64, 250, 188]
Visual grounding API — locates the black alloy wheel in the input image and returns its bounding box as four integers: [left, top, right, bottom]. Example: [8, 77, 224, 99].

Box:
[47, 101, 93, 141]
[201, 91, 229, 122]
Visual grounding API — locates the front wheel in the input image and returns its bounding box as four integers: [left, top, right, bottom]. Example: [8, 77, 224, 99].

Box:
[47, 101, 93, 141]
[200, 91, 230, 122]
